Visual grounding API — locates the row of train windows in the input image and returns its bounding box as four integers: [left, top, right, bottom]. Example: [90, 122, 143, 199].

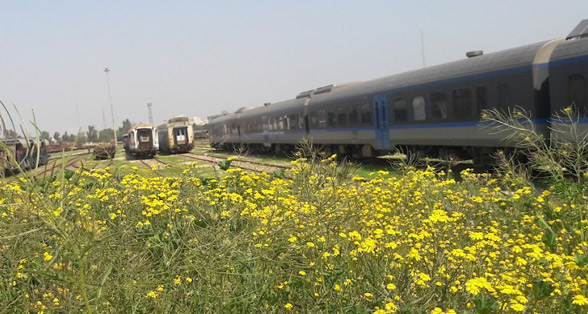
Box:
[308, 85, 498, 127]
[266, 114, 304, 131]
[392, 86, 493, 122]
[309, 104, 372, 128]
[240, 115, 304, 133]
[224, 85, 504, 133]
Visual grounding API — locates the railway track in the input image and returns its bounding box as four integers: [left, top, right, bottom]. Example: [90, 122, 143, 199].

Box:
[180, 153, 291, 174]
[138, 157, 170, 170]
[33, 152, 92, 179]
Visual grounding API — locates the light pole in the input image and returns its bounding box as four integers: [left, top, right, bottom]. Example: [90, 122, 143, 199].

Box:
[104, 68, 117, 144]
[147, 103, 153, 124]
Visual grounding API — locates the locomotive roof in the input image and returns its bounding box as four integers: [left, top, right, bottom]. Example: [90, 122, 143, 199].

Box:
[308, 40, 549, 104]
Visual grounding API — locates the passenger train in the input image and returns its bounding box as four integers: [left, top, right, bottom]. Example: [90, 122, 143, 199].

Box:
[157, 116, 194, 154]
[207, 20, 588, 164]
[123, 124, 159, 159]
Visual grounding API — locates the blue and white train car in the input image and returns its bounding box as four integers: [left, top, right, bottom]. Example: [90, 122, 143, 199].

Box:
[206, 19, 588, 163]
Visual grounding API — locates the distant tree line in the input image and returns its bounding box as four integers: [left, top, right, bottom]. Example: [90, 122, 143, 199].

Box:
[2, 118, 135, 144]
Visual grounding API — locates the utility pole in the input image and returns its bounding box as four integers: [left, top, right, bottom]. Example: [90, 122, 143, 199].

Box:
[147, 103, 153, 124]
[104, 68, 117, 143]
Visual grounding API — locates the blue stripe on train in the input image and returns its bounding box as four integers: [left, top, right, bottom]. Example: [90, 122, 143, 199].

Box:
[281, 118, 587, 134]
[222, 117, 587, 140]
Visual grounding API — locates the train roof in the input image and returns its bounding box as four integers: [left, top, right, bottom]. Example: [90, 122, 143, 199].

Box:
[235, 105, 265, 119]
[0, 138, 47, 146]
[551, 29, 588, 61]
[157, 115, 192, 129]
[129, 123, 155, 131]
[1, 138, 27, 145]
[167, 115, 189, 123]
[308, 40, 549, 104]
[241, 98, 309, 119]
[207, 112, 239, 124]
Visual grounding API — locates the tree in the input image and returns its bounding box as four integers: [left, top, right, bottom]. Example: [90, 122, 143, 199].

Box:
[75, 131, 87, 147]
[98, 128, 114, 143]
[40, 131, 51, 141]
[117, 119, 133, 140]
[87, 125, 98, 143]
[3, 129, 19, 139]
[53, 131, 61, 143]
[62, 132, 70, 142]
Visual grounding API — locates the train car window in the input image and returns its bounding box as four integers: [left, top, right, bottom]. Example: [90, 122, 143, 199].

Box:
[278, 116, 286, 130]
[309, 111, 318, 128]
[318, 110, 327, 128]
[337, 107, 348, 126]
[568, 74, 586, 114]
[272, 118, 278, 131]
[298, 114, 304, 129]
[412, 96, 426, 121]
[360, 103, 372, 124]
[476, 86, 488, 113]
[497, 83, 511, 109]
[327, 111, 337, 126]
[452, 88, 472, 119]
[431, 92, 448, 119]
[393, 99, 407, 122]
[348, 105, 359, 125]
[288, 114, 298, 130]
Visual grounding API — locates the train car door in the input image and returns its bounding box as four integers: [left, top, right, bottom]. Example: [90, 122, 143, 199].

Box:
[373, 94, 390, 150]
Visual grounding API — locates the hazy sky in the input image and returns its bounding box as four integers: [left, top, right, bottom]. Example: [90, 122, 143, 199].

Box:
[1, 1, 587, 135]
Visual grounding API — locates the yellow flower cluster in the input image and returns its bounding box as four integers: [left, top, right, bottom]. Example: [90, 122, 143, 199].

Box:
[0, 160, 587, 313]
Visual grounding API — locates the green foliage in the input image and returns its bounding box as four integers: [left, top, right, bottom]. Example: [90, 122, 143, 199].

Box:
[217, 158, 233, 171]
